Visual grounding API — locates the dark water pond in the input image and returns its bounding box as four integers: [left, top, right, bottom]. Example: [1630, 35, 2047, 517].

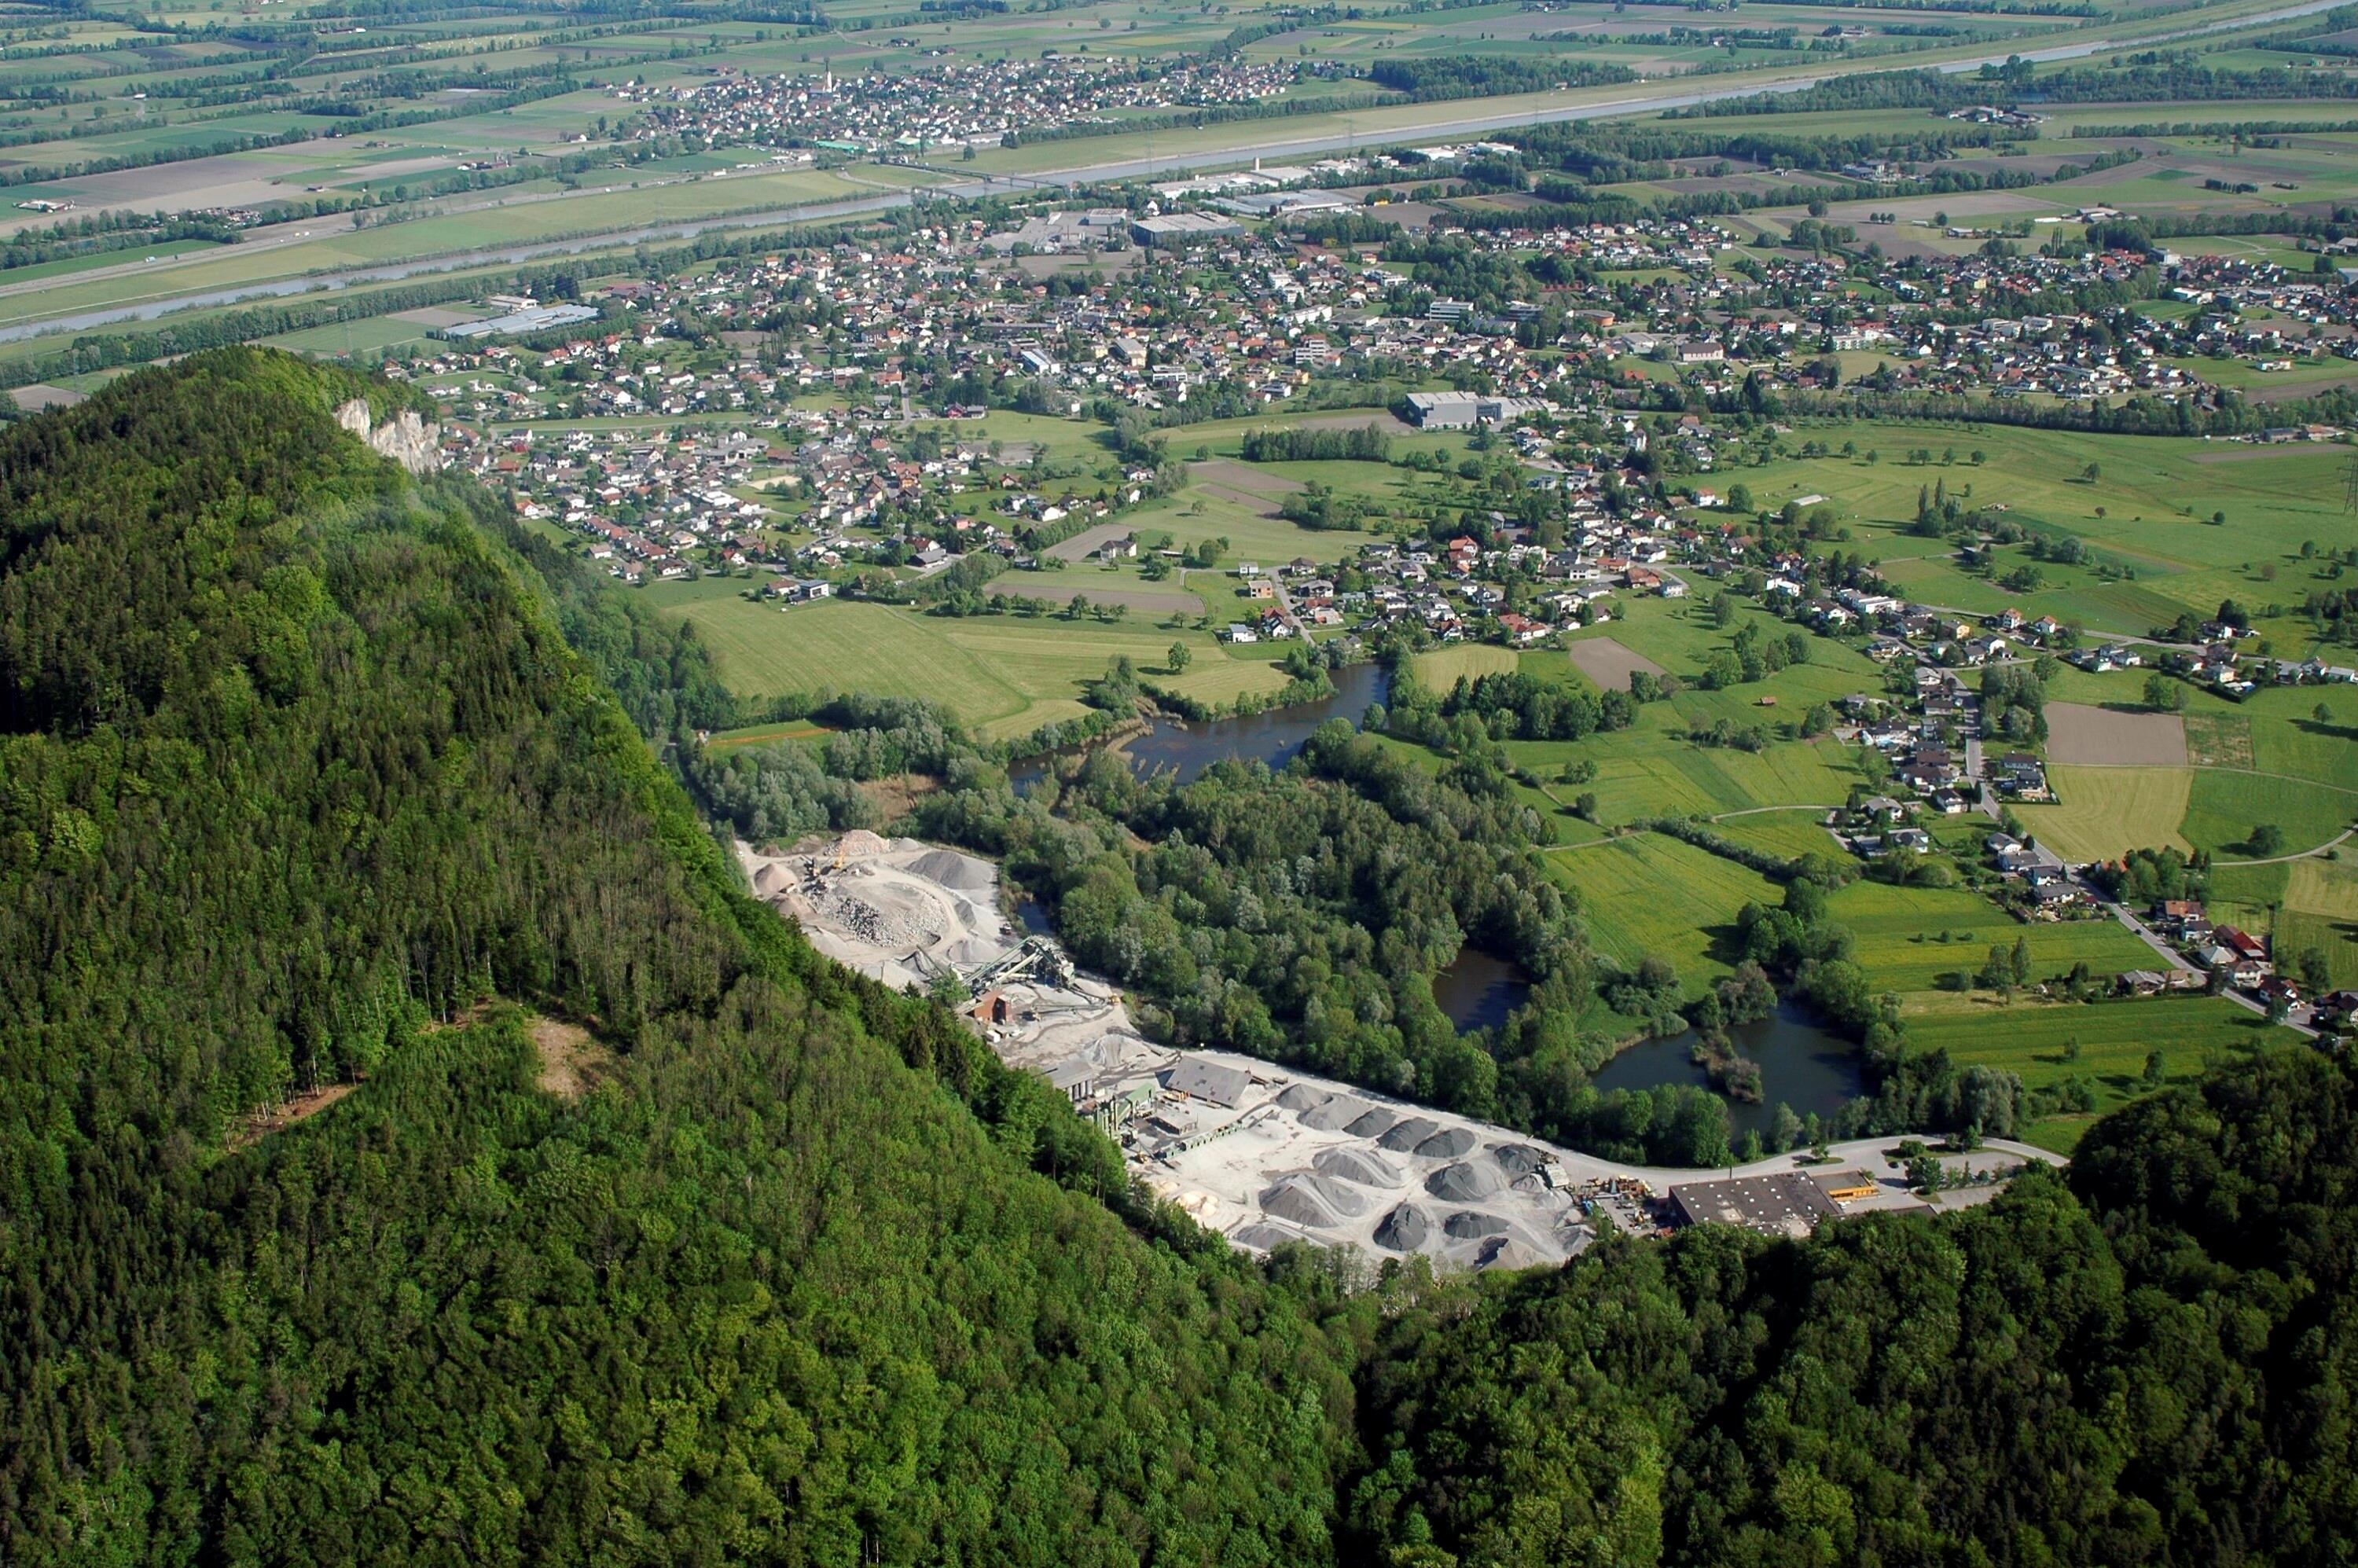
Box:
[1012, 661, 1390, 789]
[1432, 949, 1532, 1032]
[1589, 1001, 1864, 1138]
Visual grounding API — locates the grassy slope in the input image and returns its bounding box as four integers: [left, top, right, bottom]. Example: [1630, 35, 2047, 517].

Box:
[1546, 832, 1780, 995]
[1743, 425, 2356, 646]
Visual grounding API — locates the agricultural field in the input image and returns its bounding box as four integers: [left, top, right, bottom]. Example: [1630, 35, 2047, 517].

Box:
[2018, 767, 2196, 862]
[1411, 643, 1519, 689]
[2209, 856, 2358, 987]
[1708, 809, 1842, 861]
[638, 583, 1298, 740]
[1835, 879, 2158, 995]
[1904, 995, 2300, 1151]
[2015, 672, 2358, 861]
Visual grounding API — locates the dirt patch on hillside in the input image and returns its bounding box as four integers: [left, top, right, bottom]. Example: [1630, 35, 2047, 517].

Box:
[9, 384, 81, 412]
[858, 770, 942, 824]
[1566, 636, 1666, 689]
[532, 1015, 613, 1101]
[2046, 701, 2189, 767]
[230, 1082, 359, 1149]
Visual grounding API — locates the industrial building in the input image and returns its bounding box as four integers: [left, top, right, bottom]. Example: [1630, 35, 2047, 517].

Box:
[1812, 1170, 1879, 1203]
[1165, 1057, 1253, 1109]
[1401, 392, 1547, 429]
[441, 303, 603, 340]
[1668, 1171, 1840, 1237]
[1130, 212, 1245, 248]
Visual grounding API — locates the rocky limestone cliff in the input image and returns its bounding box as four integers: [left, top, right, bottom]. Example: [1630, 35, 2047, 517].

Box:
[335, 396, 442, 475]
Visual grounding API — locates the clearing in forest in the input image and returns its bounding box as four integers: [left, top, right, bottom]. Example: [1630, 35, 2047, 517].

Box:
[230, 1082, 359, 1149]
[532, 1015, 613, 1100]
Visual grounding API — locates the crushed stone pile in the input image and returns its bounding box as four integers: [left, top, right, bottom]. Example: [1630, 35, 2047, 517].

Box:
[1490, 1144, 1546, 1177]
[1258, 1173, 1372, 1228]
[905, 846, 996, 892]
[1443, 1210, 1508, 1239]
[1301, 1097, 1372, 1133]
[1426, 1160, 1504, 1203]
[1313, 1146, 1404, 1188]
[1468, 1235, 1541, 1271]
[1376, 1115, 1441, 1152]
[1373, 1203, 1431, 1252]
[835, 829, 890, 860]
[1413, 1127, 1477, 1160]
[817, 889, 939, 949]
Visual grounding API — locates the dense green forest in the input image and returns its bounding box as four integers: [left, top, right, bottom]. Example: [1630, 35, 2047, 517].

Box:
[2, 351, 2354, 1565]
[0, 351, 1357, 1564]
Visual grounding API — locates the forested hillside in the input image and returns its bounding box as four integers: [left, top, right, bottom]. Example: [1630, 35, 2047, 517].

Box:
[1349, 1048, 2358, 1564]
[1, 352, 2353, 1566]
[0, 351, 1357, 1564]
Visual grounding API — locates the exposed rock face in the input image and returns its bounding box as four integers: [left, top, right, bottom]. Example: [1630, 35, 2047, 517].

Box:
[335, 396, 442, 474]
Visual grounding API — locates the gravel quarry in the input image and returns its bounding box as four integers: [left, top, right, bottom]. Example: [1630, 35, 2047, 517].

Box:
[742, 833, 1601, 1268]
[747, 835, 2059, 1268]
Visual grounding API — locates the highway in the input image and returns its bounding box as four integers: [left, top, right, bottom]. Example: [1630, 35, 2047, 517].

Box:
[0, 0, 2345, 348]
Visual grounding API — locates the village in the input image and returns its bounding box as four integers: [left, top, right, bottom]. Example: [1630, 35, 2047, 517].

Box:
[617, 53, 1296, 156]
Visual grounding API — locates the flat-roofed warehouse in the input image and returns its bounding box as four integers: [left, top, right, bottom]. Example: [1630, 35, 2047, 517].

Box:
[1131, 212, 1244, 248]
[1668, 1170, 1838, 1237]
[440, 303, 601, 340]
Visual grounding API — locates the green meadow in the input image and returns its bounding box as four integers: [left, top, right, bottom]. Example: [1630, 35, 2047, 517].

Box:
[638, 582, 1298, 740]
[1739, 424, 2354, 648]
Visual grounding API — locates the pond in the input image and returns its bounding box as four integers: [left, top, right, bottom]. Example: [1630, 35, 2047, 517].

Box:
[1588, 1001, 1864, 1140]
[1011, 661, 1391, 790]
[1122, 660, 1391, 783]
[1432, 948, 1531, 1033]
